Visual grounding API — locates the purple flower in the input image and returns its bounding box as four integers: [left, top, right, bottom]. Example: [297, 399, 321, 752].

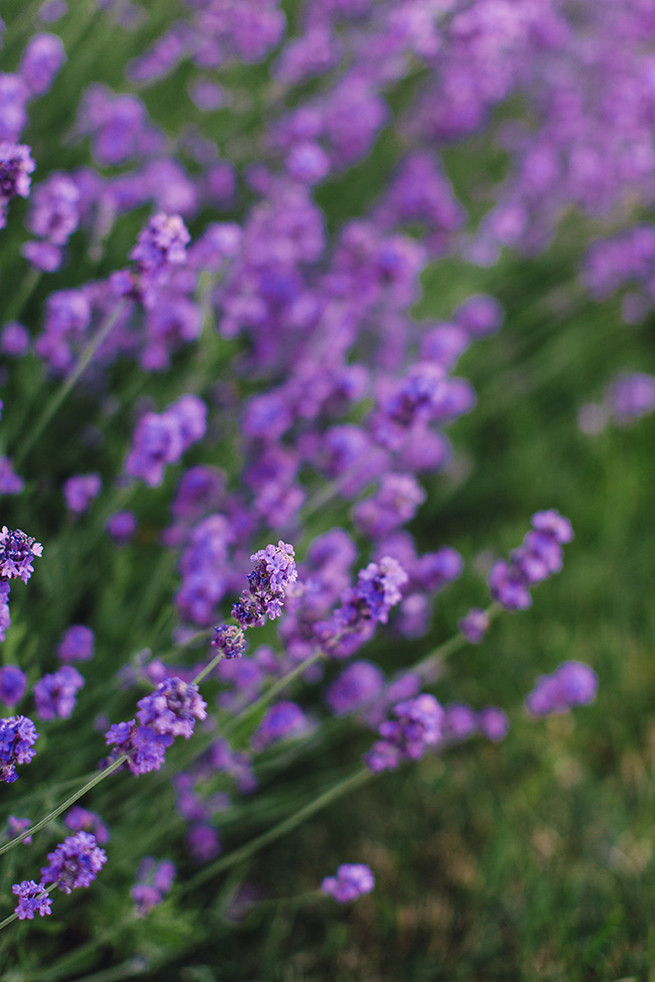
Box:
[325, 661, 385, 717]
[136, 677, 207, 739]
[458, 608, 489, 644]
[105, 510, 137, 545]
[41, 831, 107, 894]
[477, 707, 510, 742]
[526, 661, 598, 717]
[364, 693, 444, 772]
[0, 527, 43, 583]
[187, 824, 221, 863]
[251, 701, 307, 751]
[58, 625, 94, 663]
[443, 704, 478, 741]
[0, 321, 30, 357]
[0, 142, 35, 227]
[321, 864, 375, 903]
[63, 473, 102, 515]
[0, 582, 11, 642]
[0, 456, 24, 495]
[233, 541, 298, 629]
[212, 624, 247, 660]
[131, 857, 175, 916]
[105, 719, 173, 776]
[27, 172, 79, 245]
[63, 806, 109, 845]
[0, 715, 39, 783]
[12, 881, 52, 919]
[34, 665, 84, 720]
[0, 665, 27, 706]
[125, 395, 207, 487]
[19, 33, 66, 97]
[113, 212, 190, 306]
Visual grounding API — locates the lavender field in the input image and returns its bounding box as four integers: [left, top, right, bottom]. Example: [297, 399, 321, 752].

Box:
[1, 1, 655, 980]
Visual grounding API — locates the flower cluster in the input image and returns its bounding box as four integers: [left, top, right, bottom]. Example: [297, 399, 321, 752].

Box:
[34, 665, 85, 720]
[321, 864, 375, 903]
[488, 511, 573, 612]
[0, 141, 35, 228]
[0, 526, 43, 583]
[364, 693, 444, 773]
[0, 715, 39, 783]
[232, 541, 298, 628]
[525, 661, 598, 717]
[40, 831, 107, 894]
[131, 857, 176, 917]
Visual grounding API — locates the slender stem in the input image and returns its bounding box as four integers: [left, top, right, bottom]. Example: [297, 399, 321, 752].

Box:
[1, 268, 41, 325]
[0, 756, 127, 857]
[179, 767, 371, 896]
[192, 650, 225, 687]
[15, 302, 127, 467]
[412, 602, 501, 679]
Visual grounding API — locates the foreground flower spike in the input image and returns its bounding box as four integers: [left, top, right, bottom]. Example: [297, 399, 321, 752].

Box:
[112, 212, 190, 307]
[40, 831, 107, 894]
[136, 677, 207, 739]
[232, 541, 298, 628]
[321, 864, 375, 903]
[526, 661, 598, 717]
[105, 719, 173, 776]
[488, 510, 572, 612]
[0, 715, 39, 783]
[12, 881, 52, 920]
[0, 142, 35, 228]
[0, 527, 43, 583]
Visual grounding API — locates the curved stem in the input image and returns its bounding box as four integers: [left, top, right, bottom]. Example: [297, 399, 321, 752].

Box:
[0, 755, 127, 857]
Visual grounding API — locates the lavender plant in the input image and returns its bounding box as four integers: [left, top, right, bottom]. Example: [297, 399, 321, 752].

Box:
[0, 0, 650, 976]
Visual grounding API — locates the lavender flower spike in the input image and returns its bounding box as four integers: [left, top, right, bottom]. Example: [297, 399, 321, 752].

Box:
[321, 864, 375, 903]
[12, 880, 52, 920]
[136, 676, 207, 739]
[0, 527, 43, 583]
[40, 831, 107, 894]
[233, 541, 298, 628]
[0, 715, 39, 783]
[0, 142, 35, 228]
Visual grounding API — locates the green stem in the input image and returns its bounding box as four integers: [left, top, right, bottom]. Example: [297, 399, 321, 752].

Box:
[0, 756, 127, 857]
[179, 767, 371, 896]
[192, 650, 225, 686]
[15, 302, 127, 467]
[412, 602, 501, 678]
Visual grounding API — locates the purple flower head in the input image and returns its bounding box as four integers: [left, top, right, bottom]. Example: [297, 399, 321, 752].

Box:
[365, 693, 443, 772]
[63, 473, 102, 515]
[27, 172, 79, 245]
[105, 510, 137, 545]
[19, 33, 66, 97]
[0, 456, 23, 495]
[0, 527, 43, 583]
[187, 824, 221, 863]
[212, 624, 246, 660]
[607, 373, 655, 425]
[58, 625, 94, 663]
[488, 559, 532, 611]
[526, 661, 598, 717]
[0, 715, 39, 782]
[531, 510, 574, 544]
[41, 831, 107, 894]
[443, 704, 478, 741]
[105, 719, 173, 776]
[325, 660, 385, 717]
[251, 701, 307, 752]
[34, 665, 84, 721]
[1, 321, 30, 357]
[0, 582, 10, 642]
[136, 677, 207, 739]
[131, 857, 176, 916]
[0, 665, 27, 705]
[12, 881, 52, 919]
[321, 864, 375, 903]
[233, 541, 297, 629]
[477, 706, 510, 742]
[0, 142, 35, 227]
[458, 607, 489, 644]
[454, 294, 504, 337]
[131, 211, 190, 275]
[64, 806, 110, 845]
